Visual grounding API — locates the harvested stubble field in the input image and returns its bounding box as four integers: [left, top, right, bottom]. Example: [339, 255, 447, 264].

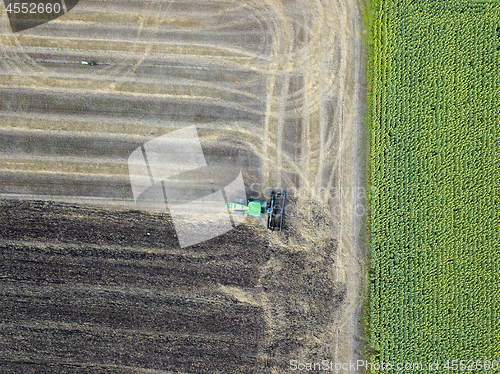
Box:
[0, 0, 367, 372]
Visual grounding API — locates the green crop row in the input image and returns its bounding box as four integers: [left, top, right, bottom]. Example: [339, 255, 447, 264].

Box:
[368, 0, 500, 367]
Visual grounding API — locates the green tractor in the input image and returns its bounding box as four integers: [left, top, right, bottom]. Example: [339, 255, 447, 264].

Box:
[226, 190, 287, 231]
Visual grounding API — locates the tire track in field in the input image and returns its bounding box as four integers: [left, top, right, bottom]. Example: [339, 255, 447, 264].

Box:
[249, 0, 367, 369]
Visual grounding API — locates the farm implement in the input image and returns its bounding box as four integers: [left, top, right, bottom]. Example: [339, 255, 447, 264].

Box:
[226, 190, 287, 231]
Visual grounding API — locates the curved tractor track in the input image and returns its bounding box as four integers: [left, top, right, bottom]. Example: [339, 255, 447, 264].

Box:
[0, 0, 367, 372]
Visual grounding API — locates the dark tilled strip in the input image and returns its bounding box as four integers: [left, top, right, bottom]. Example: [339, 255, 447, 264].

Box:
[0, 323, 263, 373]
[0, 199, 269, 372]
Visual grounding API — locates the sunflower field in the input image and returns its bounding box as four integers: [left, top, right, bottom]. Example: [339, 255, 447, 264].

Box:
[368, 0, 500, 367]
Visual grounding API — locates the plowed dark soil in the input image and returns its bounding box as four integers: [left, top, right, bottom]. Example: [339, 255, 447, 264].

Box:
[0, 198, 348, 373]
[0, 199, 269, 373]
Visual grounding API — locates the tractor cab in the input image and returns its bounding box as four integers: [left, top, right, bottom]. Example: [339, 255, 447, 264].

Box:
[226, 190, 287, 231]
